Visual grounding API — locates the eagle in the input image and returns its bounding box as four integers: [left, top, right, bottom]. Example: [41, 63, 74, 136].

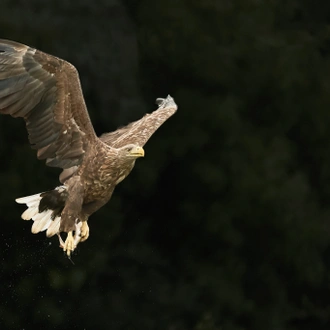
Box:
[0, 39, 177, 257]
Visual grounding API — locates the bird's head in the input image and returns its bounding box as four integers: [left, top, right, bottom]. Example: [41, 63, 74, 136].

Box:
[118, 144, 145, 160]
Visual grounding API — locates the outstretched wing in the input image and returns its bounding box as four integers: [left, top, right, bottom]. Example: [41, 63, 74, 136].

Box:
[100, 95, 177, 148]
[0, 39, 98, 169]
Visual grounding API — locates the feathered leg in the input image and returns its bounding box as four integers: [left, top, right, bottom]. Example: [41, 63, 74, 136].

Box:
[59, 176, 84, 257]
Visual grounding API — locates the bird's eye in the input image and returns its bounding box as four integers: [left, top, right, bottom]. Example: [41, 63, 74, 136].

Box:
[127, 147, 132, 152]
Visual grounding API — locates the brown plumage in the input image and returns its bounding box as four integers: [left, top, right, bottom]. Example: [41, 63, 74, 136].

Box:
[0, 39, 177, 257]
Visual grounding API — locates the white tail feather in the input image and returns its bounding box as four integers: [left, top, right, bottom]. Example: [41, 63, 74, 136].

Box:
[46, 217, 61, 237]
[16, 193, 42, 205]
[16, 192, 62, 236]
[31, 209, 53, 233]
[21, 204, 40, 220]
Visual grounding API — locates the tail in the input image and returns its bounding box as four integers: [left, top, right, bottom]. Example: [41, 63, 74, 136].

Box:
[16, 186, 68, 237]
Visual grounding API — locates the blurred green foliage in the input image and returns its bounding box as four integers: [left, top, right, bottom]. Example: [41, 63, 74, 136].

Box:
[1, 0, 330, 329]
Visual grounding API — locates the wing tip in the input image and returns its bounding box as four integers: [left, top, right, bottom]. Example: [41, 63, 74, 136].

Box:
[155, 95, 177, 110]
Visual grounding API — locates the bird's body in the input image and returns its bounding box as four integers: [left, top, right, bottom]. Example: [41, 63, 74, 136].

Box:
[0, 39, 177, 256]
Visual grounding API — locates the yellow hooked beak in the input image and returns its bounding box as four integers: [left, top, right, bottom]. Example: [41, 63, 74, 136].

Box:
[130, 146, 145, 157]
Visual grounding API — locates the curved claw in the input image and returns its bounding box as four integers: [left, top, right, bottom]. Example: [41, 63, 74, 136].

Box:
[58, 233, 65, 248]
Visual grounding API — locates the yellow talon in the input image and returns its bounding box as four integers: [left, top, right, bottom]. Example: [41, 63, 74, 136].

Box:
[58, 221, 84, 257]
[63, 231, 75, 257]
[80, 221, 89, 242]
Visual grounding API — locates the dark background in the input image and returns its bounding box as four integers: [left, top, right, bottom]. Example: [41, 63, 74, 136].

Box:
[1, 1, 330, 329]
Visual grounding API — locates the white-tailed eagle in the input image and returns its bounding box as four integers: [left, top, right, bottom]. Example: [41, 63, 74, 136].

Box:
[0, 39, 177, 257]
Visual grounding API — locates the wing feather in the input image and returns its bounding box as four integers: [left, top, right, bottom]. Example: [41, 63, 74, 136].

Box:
[0, 39, 98, 169]
[100, 95, 177, 148]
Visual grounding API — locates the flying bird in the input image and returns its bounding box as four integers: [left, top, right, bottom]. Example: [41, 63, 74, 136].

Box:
[0, 39, 177, 257]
